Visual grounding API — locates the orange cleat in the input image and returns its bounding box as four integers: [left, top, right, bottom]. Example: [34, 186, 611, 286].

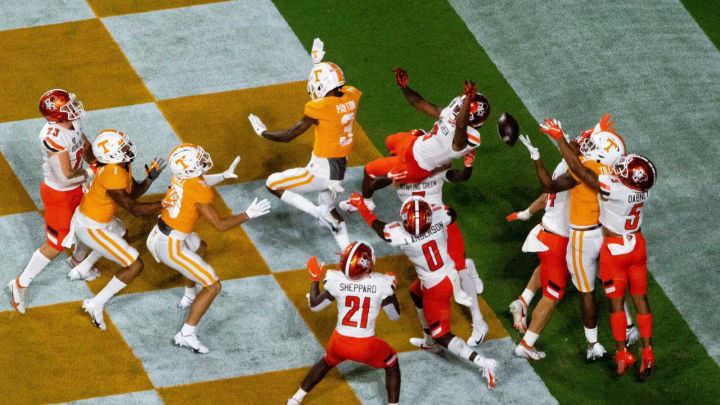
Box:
[639, 346, 654, 381]
[615, 349, 636, 375]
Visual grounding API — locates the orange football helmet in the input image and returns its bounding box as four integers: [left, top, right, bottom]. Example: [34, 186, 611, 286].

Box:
[39, 89, 83, 122]
[401, 196, 433, 237]
[613, 154, 657, 191]
[340, 241, 375, 279]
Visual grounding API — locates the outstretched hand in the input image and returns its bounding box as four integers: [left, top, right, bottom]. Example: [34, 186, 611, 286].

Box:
[145, 157, 166, 181]
[393, 68, 408, 88]
[463, 81, 477, 100]
[307, 256, 326, 282]
[222, 156, 240, 179]
[347, 191, 366, 209]
[539, 118, 564, 139]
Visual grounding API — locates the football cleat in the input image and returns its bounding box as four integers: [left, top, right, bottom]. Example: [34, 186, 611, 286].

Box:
[514, 341, 546, 361]
[82, 299, 106, 330]
[626, 325, 640, 346]
[509, 297, 528, 333]
[586, 342, 606, 360]
[467, 321, 489, 346]
[615, 348, 636, 375]
[465, 258, 483, 294]
[475, 356, 498, 389]
[338, 197, 376, 213]
[409, 337, 442, 353]
[178, 294, 195, 309]
[286, 399, 301, 405]
[8, 278, 26, 314]
[174, 331, 209, 354]
[316, 205, 339, 232]
[639, 346, 654, 381]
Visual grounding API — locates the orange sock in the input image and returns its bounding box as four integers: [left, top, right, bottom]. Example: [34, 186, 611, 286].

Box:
[610, 312, 627, 342]
[637, 313, 652, 338]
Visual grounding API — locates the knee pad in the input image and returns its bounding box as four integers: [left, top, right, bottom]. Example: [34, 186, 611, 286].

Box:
[109, 218, 127, 237]
[318, 190, 336, 208]
[184, 233, 202, 252]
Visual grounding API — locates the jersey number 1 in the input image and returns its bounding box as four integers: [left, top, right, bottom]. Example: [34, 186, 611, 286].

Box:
[342, 296, 370, 328]
[422, 240, 444, 271]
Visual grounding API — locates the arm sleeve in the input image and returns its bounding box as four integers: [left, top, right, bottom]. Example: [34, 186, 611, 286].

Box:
[202, 173, 224, 187]
[383, 222, 406, 246]
[303, 100, 324, 120]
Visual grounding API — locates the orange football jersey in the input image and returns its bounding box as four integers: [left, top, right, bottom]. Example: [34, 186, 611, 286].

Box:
[79, 163, 132, 223]
[304, 85, 362, 158]
[568, 157, 611, 227]
[160, 176, 215, 233]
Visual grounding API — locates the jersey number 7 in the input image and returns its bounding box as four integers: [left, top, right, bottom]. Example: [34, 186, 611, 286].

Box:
[342, 296, 370, 328]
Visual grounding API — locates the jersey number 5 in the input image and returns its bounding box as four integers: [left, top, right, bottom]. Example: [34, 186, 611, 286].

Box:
[342, 296, 370, 328]
[625, 202, 643, 230]
[339, 112, 355, 147]
[422, 240, 444, 271]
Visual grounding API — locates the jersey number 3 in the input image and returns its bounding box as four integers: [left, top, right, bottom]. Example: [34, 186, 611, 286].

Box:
[339, 112, 355, 147]
[342, 296, 370, 328]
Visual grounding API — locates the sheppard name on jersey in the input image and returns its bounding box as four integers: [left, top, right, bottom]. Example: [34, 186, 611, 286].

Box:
[409, 223, 444, 244]
[336, 101, 357, 114]
[339, 283, 377, 294]
[628, 191, 649, 203]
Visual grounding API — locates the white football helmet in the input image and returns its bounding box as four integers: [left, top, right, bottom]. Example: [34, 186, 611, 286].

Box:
[580, 130, 626, 166]
[168, 143, 213, 179]
[92, 129, 136, 164]
[307, 62, 344, 100]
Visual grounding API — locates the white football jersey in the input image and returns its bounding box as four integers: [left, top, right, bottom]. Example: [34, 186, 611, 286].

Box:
[39, 121, 85, 191]
[383, 205, 453, 288]
[541, 160, 571, 237]
[324, 270, 396, 338]
[395, 170, 448, 206]
[412, 106, 480, 171]
[598, 174, 650, 234]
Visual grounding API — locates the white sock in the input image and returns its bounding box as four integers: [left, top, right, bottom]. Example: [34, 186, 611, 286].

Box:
[184, 286, 197, 300]
[584, 326, 598, 344]
[93, 276, 126, 307]
[291, 388, 307, 402]
[181, 323, 197, 336]
[623, 301, 633, 326]
[523, 330, 540, 347]
[332, 221, 350, 250]
[521, 288, 535, 306]
[281, 191, 320, 218]
[18, 249, 52, 288]
[415, 307, 434, 345]
[459, 270, 483, 325]
[72, 241, 91, 262]
[75, 250, 102, 273]
[448, 336, 475, 362]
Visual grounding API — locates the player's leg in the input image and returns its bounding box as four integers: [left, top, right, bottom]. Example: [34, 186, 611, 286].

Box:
[289, 331, 345, 404]
[435, 332, 498, 388]
[267, 167, 322, 217]
[628, 233, 653, 380]
[408, 279, 440, 351]
[509, 264, 541, 333]
[385, 362, 401, 405]
[177, 234, 206, 308]
[318, 189, 350, 250]
[69, 214, 130, 281]
[359, 337, 400, 404]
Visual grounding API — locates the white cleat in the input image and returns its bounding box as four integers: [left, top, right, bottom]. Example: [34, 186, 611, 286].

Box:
[316, 205, 340, 232]
[514, 342, 546, 360]
[330, 220, 350, 251]
[82, 299, 106, 330]
[475, 356, 498, 389]
[465, 258, 483, 294]
[338, 197, 376, 213]
[178, 294, 195, 309]
[174, 331, 209, 354]
[67, 257, 101, 281]
[586, 342, 606, 360]
[509, 297, 528, 333]
[467, 321, 489, 346]
[409, 337, 442, 353]
[286, 399, 301, 405]
[626, 326, 640, 346]
[8, 279, 26, 314]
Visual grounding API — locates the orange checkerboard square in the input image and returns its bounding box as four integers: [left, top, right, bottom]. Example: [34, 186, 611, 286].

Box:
[87, 0, 233, 17]
[0, 152, 37, 215]
[0, 19, 153, 123]
[0, 301, 153, 404]
[157, 81, 382, 184]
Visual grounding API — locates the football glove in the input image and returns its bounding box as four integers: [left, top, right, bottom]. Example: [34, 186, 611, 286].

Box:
[346, 191, 366, 209]
[464, 80, 477, 101]
[248, 114, 267, 136]
[393, 67, 408, 88]
[223, 156, 240, 179]
[244, 198, 271, 219]
[518, 135, 540, 160]
[144, 157, 166, 181]
[539, 118, 564, 139]
[311, 38, 325, 64]
[327, 180, 345, 200]
[506, 209, 531, 222]
[464, 150, 476, 168]
[306, 256, 326, 282]
[387, 167, 408, 182]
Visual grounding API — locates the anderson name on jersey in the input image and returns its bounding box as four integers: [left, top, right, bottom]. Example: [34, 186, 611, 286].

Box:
[39, 122, 85, 191]
[412, 104, 481, 171]
[598, 174, 650, 234]
[383, 205, 453, 288]
[324, 270, 396, 338]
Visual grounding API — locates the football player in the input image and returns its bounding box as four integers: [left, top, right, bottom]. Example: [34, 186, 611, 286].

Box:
[61, 129, 165, 330]
[9, 90, 99, 314]
[340, 70, 488, 210]
[532, 117, 637, 359]
[146, 144, 271, 353]
[348, 194, 498, 389]
[288, 242, 400, 405]
[247, 38, 357, 250]
[545, 123, 657, 378]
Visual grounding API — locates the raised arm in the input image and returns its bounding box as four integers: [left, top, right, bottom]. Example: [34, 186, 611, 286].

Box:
[248, 114, 317, 143]
[539, 118, 599, 191]
[393, 68, 441, 118]
[306, 256, 335, 311]
[197, 198, 270, 232]
[452, 81, 476, 152]
[517, 134, 577, 193]
[346, 191, 388, 240]
[445, 150, 475, 182]
[129, 157, 166, 199]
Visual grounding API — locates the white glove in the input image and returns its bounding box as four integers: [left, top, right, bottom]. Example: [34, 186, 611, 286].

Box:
[517, 209, 532, 221]
[519, 135, 540, 160]
[311, 37, 325, 64]
[222, 156, 240, 179]
[248, 114, 267, 136]
[327, 180, 345, 199]
[244, 198, 271, 219]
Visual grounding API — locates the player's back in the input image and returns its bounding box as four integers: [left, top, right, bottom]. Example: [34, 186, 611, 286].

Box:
[324, 270, 395, 338]
[395, 170, 447, 206]
[39, 122, 85, 191]
[79, 163, 131, 223]
[542, 160, 571, 236]
[568, 156, 612, 228]
[598, 174, 649, 235]
[303, 85, 362, 159]
[412, 106, 480, 171]
[160, 176, 215, 233]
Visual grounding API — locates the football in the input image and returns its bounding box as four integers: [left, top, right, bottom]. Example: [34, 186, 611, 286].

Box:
[497, 112, 519, 146]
